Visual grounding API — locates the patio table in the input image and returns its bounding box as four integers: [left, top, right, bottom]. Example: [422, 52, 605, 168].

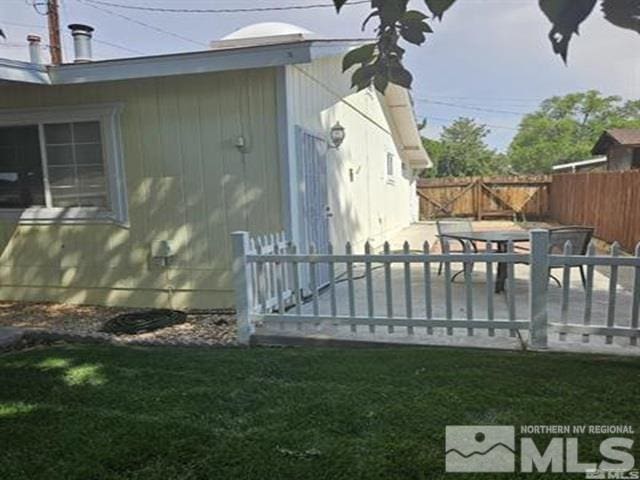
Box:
[439, 230, 530, 294]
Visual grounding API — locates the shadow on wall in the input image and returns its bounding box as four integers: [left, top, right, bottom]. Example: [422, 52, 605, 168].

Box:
[0, 176, 275, 309]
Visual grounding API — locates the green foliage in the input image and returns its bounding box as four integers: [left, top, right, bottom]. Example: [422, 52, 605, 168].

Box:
[539, 0, 597, 62]
[508, 90, 640, 173]
[422, 117, 509, 177]
[333, 0, 640, 93]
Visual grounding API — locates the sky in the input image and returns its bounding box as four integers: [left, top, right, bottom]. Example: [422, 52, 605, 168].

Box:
[1, 0, 639, 151]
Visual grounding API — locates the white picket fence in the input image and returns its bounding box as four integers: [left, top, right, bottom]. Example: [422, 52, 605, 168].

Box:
[231, 230, 640, 352]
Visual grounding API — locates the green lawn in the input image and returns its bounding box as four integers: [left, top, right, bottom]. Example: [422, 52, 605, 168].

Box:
[1, 344, 639, 480]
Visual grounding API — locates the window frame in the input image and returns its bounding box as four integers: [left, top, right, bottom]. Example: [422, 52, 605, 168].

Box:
[385, 152, 395, 184]
[0, 103, 128, 225]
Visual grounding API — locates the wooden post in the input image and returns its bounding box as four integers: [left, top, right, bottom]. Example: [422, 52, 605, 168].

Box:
[47, 0, 63, 65]
[529, 229, 549, 349]
[232, 231, 254, 345]
[476, 178, 482, 220]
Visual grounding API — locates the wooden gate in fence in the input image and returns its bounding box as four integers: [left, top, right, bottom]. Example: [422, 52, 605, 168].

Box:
[417, 175, 551, 220]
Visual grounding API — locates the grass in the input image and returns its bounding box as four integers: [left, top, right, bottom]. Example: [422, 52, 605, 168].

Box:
[0, 344, 639, 480]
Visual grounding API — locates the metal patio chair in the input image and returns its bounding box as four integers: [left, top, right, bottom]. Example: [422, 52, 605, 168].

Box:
[436, 218, 478, 279]
[548, 226, 595, 288]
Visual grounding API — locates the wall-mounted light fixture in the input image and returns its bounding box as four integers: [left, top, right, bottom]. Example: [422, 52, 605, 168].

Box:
[235, 135, 249, 153]
[329, 121, 346, 149]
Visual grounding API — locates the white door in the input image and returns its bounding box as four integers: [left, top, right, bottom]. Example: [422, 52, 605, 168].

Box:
[298, 127, 331, 285]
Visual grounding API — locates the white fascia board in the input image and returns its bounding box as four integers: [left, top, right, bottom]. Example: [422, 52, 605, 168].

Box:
[382, 85, 432, 169]
[309, 39, 372, 61]
[0, 58, 50, 84]
[0, 39, 367, 87]
[49, 42, 313, 85]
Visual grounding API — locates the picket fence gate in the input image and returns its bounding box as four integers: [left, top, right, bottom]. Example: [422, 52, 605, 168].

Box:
[231, 230, 640, 352]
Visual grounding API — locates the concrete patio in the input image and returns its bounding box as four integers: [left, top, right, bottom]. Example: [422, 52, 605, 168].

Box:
[255, 222, 639, 355]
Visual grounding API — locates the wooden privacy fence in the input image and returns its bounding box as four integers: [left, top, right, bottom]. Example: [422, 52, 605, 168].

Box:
[231, 230, 640, 352]
[549, 171, 640, 253]
[417, 175, 551, 220]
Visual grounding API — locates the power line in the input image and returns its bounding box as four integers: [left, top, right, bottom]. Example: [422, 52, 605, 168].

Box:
[0, 20, 47, 30]
[427, 94, 542, 103]
[74, 0, 207, 47]
[94, 38, 145, 55]
[416, 98, 529, 116]
[424, 115, 519, 131]
[0, 19, 144, 55]
[82, 0, 369, 13]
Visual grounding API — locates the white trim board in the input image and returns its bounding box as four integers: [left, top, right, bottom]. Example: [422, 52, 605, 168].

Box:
[0, 103, 129, 225]
[0, 39, 366, 86]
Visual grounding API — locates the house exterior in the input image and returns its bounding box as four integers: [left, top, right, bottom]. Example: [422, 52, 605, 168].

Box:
[592, 128, 640, 171]
[0, 23, 430, 309]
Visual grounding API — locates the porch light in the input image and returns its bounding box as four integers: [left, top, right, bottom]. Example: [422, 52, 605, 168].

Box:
[329, 122, 346, 148]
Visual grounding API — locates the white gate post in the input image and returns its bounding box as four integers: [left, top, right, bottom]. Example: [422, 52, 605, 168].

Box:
[232, 231, 254, 345]
[529, 229, 549, 349]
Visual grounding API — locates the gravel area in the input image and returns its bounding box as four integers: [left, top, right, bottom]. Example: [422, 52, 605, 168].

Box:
[0, 301, 236, 346]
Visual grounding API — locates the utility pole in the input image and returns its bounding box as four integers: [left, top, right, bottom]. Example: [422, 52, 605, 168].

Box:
[46, 0, 62, 65]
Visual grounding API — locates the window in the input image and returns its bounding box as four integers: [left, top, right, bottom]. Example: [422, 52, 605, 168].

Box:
[0, 104, 127, 224]
[386, 152, 395, 183]
[632, 148, 640, 170]
[44, 121, 108, 208]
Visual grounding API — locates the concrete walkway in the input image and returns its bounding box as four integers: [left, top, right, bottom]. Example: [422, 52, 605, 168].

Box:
[256, 222, 639, 356]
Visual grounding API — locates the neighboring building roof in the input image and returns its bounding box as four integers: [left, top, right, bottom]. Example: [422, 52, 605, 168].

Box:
[592, 128, 640, 154]
[551, 156, 607, 172]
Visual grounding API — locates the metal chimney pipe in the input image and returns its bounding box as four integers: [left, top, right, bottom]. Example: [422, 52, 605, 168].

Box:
[68, 24, 94, 63]
[27, 34, 43, 64]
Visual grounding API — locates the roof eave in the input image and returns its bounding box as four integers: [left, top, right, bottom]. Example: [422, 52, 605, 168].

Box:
[0, 38, 374, 87]
[381, 85, 432, 169]
[50, 41, 313, 84]
[0, 58, 50, 85]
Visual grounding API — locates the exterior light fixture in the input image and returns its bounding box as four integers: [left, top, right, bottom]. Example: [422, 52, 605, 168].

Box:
[329, 121, 346, 149]
[235, 135, 249, 153]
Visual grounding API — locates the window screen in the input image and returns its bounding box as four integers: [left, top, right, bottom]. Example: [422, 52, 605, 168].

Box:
[44, 121, 108, 208]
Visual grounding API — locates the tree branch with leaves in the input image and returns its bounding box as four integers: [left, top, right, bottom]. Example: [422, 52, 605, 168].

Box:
[335, 0, 640, 93]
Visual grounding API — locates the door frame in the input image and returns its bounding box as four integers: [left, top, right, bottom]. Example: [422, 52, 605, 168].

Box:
[295, 125, 331, 254]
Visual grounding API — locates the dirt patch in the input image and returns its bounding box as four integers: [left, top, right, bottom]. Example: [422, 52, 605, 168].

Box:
[0, 301, 236, 346]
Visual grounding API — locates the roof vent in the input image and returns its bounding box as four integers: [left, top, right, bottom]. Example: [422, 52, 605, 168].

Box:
[27, 34, 43, 64]
[68, 24, 94, 63]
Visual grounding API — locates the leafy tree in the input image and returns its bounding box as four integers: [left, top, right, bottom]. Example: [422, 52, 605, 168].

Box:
[334, 0, 640, 93]
[508, 91, 640, 173]
[423, 117, 508, 177]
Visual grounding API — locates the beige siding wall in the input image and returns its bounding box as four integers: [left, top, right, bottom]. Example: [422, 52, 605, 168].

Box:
[286, 57, 416, 250]
[0, 68, 282, 308]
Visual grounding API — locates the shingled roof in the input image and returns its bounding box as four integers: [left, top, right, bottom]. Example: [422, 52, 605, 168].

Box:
[592, 128, 640, 154]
